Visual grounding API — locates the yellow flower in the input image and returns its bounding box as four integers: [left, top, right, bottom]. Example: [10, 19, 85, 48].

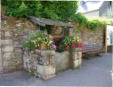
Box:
[49, 40, 52, 44]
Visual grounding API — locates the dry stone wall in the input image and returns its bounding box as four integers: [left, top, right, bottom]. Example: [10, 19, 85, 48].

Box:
[0, 19, 105, 74]
[69, 22, 104, 46]
[0, 28, 37, 73]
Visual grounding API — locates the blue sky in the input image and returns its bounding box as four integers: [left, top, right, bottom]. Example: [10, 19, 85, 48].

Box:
[78, 1, 103, 13]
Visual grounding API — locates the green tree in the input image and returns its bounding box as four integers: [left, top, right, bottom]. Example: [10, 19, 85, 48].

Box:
[5, 1, 78, 21]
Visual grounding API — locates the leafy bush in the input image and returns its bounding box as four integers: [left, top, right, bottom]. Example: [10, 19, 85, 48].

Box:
[71, 13, 104, 31]
[5, 1, 78, 21]
[87, 20, 104, 31]
[3, 0, 106, 31]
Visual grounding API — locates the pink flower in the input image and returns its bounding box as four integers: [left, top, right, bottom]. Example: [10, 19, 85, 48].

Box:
[71, 44, 76, 47]
[35, 49, 39, 52]
[24, 35, 27, 38]
[80, 41, 84, 48]
[24, 51, 27, 55]
[53, 44, 56, 49]
[65, 45, 69, 50]
[30, 51, 34, 54]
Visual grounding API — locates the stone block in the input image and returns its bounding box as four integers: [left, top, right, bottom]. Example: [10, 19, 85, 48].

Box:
[5, 31, 12, 37]
[3, 53, 15, 61]
[1, 40, 13, 45]
[0, 66, 3, 73]
[78, 52, 82, 58]
[0, 48, 1, 54]
[72, 53, 78, 60]
[14, 48, 22, 53]
[0, 40, 1, 47]
[3, 46, 13, 52]
[37, 65, 56, 80]
[15, 52, 23, 58]
[73, 60, 79, 67]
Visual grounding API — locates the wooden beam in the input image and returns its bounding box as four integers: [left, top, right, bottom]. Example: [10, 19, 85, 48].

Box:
[29, 16, 73, 27]
[105, 24, 107, 53]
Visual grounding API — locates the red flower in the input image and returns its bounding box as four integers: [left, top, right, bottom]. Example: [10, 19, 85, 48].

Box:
[71, 44, 76, 47]
[65, 45, 69, 50]
[76, 43, 81, 48]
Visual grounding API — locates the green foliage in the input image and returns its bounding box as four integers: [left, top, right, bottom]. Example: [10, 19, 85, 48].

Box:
[87, 20, 104, 31]
[5, 1, 78, 21]
[71, 13, 88, 31]
[3, 0, 107, 31]
[71, 13, 104, 31]
[1, 0, 6, 6]
[72, 66, 81, 70]
[29, 71, 35, 76]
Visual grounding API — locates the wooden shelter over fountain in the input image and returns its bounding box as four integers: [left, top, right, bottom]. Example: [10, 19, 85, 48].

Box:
[30, 16, 74, 52]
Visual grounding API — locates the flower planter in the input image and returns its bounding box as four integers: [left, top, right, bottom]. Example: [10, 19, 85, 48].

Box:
[23, 50, 56, 80]
[39, 43, 46, 50]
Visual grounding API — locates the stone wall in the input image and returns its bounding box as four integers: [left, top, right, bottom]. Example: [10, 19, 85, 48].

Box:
[0, 18, 105, 73]
[69, 23, 105, 46]
[0, 28, 38, 73]
[54, 51, 70, 72]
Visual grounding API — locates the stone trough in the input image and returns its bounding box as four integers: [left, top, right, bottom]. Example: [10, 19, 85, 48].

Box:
[23, 48, 82, 80]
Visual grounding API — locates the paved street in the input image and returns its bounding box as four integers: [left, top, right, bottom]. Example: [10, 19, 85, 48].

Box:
[0, 53, 112, 87]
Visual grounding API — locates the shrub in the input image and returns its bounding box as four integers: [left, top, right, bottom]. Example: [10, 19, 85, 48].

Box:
[5, 1, 78, 21]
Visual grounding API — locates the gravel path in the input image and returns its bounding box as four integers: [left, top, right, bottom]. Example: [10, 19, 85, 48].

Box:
[0, 53, 112, 87]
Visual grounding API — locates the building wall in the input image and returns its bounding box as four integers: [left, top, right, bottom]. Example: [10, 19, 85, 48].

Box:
[99, 1, 113, 17]
[83, 10, 99, 17]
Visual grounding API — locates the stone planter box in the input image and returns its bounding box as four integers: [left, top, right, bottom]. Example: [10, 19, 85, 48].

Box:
[71, 48, 82, 68]
[23, 50, 56, 80]
[23, 48, 82, 80]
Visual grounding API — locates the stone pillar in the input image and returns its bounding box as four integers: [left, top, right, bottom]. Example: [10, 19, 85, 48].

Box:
[23, 50, 56, 80]
[68, 28, 75, 36]
[71, 48, 82, 69]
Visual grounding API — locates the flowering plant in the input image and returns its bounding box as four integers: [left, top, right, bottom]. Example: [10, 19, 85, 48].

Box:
[62, 36, 84, 51]
[22, 31, 56, 54]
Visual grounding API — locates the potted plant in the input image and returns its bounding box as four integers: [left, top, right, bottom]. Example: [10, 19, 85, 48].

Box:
[22, 31, 56, 54]
[62, 36, 84, 51]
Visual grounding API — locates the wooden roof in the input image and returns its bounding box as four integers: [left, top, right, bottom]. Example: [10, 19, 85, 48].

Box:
[29, 16, 73, 27]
